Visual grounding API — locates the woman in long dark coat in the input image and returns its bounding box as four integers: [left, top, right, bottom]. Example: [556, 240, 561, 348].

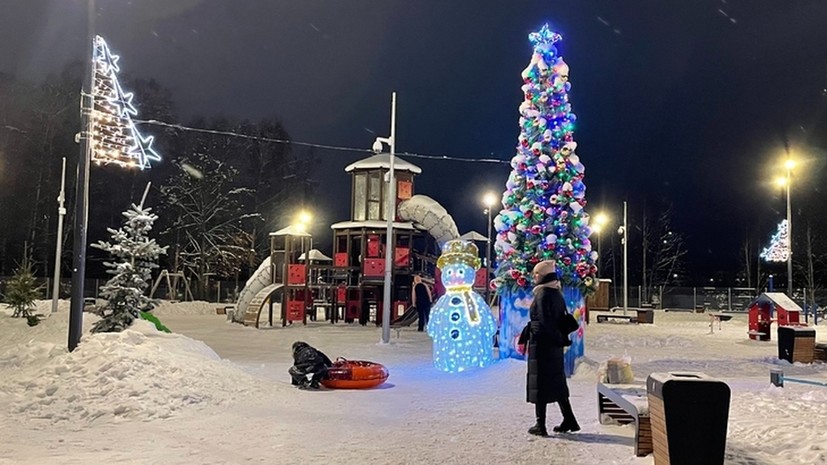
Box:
[523, 260, 580, 436]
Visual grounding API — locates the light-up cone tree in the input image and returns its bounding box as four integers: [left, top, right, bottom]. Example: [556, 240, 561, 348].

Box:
[760, 219, 789, 263]
[91, 35, 161, 169]
[492, 25, 598, 373]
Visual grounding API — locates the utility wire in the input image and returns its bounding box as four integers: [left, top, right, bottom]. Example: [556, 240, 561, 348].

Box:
[134, 118, 510, 165]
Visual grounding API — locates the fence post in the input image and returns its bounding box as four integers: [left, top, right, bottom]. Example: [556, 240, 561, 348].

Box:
[804, 288, 809, 324]
[728, 287, 732, 312]
[693, 287, 697, 311]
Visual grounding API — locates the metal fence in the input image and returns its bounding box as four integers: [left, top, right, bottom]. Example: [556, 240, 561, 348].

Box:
[0, 277, 242, 304]
[4, 276, 826, 317]
[607, 285, 827, 316]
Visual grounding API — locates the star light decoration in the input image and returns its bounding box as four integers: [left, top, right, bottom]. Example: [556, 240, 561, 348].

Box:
[760, 219, 789, 262]
[90, 35, 161, 169]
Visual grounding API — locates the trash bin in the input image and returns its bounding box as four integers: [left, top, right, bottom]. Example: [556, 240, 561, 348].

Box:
[636, 309, 654, 324]
[777, 326, 815, 364]
[647, 372, 730, 465]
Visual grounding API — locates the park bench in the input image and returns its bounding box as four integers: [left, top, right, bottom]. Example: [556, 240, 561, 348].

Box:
[596, 314, 638, 324]
[708, 312, 732, 332]
[597, 382, 652, 457]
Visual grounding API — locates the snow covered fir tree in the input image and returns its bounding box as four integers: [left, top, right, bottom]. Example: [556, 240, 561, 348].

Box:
[92, 202, 167, 333]
[492, 25, 598, 371]
[4, 260, 40, 319]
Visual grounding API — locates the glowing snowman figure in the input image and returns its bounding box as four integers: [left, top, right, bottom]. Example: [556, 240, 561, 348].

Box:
[427, 240, 498, 373]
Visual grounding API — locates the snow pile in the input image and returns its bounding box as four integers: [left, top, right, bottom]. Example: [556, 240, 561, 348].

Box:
[0, 310, 269, 424]
[152, 300, 221, 316]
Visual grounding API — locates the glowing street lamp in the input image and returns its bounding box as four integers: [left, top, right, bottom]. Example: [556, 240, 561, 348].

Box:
[482, 192, 497, 303]
[591, 212, 609, 278]
[294, 209, 313, 247]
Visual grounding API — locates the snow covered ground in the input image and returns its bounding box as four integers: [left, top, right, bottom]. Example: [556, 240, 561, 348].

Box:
[1, 300, 826, 464]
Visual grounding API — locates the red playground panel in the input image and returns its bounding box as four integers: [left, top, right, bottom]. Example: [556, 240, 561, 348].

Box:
[287, 264, 307, 285]
[286, 300, 305, 321]
[363, 258, 385, 277]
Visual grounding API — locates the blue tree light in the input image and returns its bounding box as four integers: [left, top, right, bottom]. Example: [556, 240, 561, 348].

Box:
[427, 240, 498, 373]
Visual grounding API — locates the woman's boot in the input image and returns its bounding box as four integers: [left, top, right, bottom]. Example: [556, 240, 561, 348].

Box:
[528, 403, 549, 436]
[553, 398, 580, 433]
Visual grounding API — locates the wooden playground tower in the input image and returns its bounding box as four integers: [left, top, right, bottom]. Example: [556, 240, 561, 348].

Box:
[240, 225, 312, 327]
[328, 153, 437, 325]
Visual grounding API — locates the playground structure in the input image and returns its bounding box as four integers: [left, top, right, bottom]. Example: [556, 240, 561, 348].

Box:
[233, 152, 494, 328]
[747, 292, 806, 341]
[149, 270, 194, 302]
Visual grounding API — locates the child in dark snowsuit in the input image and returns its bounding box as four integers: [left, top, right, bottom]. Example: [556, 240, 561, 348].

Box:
[288, 341, 332, 389]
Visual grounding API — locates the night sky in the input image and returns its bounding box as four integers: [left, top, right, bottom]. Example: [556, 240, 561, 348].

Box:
[3, 0, 827, 280]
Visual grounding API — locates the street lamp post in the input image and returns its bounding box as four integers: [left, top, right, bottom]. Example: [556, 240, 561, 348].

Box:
[482, 192, 497, 304]
[618, 202, 628, 315]
[69, 0, 96, 352]
[373, 92, 397, 344]
[784, 159, 794, 297]
[50, 157, 67, 317]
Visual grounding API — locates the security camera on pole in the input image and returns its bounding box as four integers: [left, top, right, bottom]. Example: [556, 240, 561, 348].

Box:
[373, 92, 397, 344]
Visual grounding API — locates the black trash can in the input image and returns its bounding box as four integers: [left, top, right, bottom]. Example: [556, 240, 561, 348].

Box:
[777, 326, 816, 364]
[647, 372, 731, 465]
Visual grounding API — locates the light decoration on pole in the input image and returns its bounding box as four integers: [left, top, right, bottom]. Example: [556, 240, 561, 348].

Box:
[91, 35, 161, 169]
[427, 240, 498, 373]
[69, 33, 162, 352]
[761, 219, 789, 262]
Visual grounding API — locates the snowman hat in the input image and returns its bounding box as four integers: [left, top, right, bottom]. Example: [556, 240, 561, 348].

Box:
[437, 240, 481, 270]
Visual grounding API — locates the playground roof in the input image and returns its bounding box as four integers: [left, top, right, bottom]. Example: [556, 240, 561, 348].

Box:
[748, 292, 802, 312]
[269, 225, 312, 237]
[330, 220, 417, 230]
[344, 153, 422, 174]
[459, 231, 488, 242]
[298, 249, 333, 261]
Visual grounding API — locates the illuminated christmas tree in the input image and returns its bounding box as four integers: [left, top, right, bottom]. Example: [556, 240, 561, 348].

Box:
[492, 25, 597, 369]
[90, 35, 161, 169]
[760, 219, 789, 262]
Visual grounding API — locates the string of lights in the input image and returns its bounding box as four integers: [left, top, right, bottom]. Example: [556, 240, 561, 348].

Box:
[130, 118, 510, 165]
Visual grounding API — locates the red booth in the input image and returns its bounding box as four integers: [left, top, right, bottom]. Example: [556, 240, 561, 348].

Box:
[747, 293, 805, 341]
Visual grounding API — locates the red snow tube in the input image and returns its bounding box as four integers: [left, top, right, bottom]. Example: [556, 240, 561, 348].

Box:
[321, 358, 389, 389]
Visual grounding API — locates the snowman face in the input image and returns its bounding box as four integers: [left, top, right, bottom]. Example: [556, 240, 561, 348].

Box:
[441, 263, 476, 288]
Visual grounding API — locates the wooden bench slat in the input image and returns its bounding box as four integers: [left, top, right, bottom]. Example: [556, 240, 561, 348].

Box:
[598, 383, 652, 457]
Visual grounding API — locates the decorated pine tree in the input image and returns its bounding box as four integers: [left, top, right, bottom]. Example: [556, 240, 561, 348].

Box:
[91, 35, 161, 169]
[92, 203, 166, 333]
[493, 25, 597, 370]
[760, 219, 789, 262]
